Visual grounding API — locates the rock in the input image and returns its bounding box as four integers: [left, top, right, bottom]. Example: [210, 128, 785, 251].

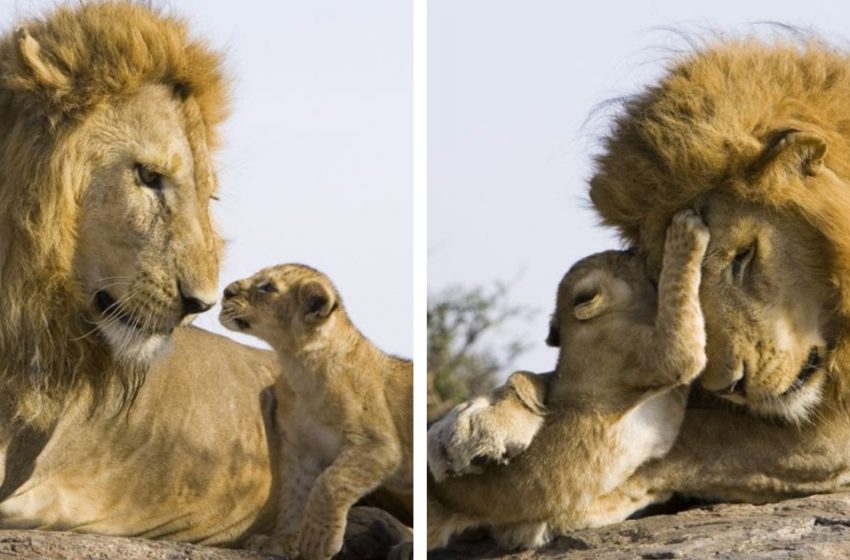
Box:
[340, 507, 413, 560]
[430, 493, 850, 559]
[0, 531, 259, 560]
[0, 507, 411, 560]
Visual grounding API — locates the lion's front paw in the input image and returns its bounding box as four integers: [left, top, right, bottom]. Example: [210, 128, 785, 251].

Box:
[299, 512, 346, 560]
[427, 395, 541, 481]
[667, 208, 710, 257]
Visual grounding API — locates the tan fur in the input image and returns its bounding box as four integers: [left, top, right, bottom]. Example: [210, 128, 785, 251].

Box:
[427, 211, 708, 550]
[430, 38, 850, 525]
[220, 264, 413, 560]
[0, 2, 286, 546]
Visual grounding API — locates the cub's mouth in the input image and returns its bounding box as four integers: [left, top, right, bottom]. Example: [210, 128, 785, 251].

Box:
[219, 304, 251, 331]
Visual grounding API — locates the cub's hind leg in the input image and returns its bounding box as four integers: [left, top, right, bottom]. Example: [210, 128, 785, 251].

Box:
[249, 437, 323, 556]
[490, 521, 550, 550]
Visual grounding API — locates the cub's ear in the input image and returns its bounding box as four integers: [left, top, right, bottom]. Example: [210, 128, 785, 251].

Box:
[297, 280, 336, 323]
[573, 289, 608, 321]
[759, 129, 828, 177]
[545, 317, 560, 347]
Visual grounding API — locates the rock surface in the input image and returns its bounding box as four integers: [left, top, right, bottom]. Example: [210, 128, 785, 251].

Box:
[430, 493, 850, 559]
[0, 507, 411, 560]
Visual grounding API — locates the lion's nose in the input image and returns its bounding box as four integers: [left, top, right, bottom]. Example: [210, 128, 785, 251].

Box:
[717, 377, 746, 397]
[179, 285, 215, 317]
[712, 360, 747, 397]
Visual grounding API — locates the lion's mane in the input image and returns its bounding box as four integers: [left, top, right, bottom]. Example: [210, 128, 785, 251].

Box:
[588, 38, 850, 405]
[0, 2, 229, 426]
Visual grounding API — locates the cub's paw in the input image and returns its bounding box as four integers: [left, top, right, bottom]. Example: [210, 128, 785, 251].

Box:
[244, 534, 272, 551]
[299, 513, 346, 560]
[244, 533, 299, 557]
[427, 394, 542, 481]
[491, 521, 550, 551]
[667, 208, 710, 256]
[388, 542, 414, 560]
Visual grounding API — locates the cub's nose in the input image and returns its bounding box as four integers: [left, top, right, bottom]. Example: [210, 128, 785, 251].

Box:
[223, 282, 241, 300]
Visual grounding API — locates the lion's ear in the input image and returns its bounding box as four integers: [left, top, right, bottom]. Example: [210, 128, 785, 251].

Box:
[760, 129, 828, 178]
[15, 28, 71, 92]
[297, 280, 336, 324]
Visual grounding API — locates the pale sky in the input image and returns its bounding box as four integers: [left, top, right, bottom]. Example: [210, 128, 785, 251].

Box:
[0, 1, 412, 357]
[429, 0, 850, 375]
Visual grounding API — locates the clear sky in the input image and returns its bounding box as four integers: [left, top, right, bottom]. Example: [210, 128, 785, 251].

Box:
[0, 1, 412, 357]
[429, 0, 850, 375]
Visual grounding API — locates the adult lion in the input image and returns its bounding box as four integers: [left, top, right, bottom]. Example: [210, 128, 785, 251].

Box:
[0, 2, 281, 544]
[431, 38, 850, 524]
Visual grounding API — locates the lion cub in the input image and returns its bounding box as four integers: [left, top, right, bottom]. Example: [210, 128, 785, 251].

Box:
[219, 264, 412, 560]
[428, 209, 709, 550]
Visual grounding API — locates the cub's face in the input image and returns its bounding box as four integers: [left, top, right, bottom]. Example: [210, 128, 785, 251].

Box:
[547, 250, 655, 390]
[219, 264, 339, 351]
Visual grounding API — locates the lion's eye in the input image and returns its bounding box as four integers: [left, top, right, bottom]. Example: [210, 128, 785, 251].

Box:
[256, 281, 277, 294]
[134, 164, 163, 190]
[730, 244, 755, 281]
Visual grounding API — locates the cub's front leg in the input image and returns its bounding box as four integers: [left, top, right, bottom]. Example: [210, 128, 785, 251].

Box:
[637, 208, 709, 388]
[427, 370, 550, 481]
[299, 438, 402, 560]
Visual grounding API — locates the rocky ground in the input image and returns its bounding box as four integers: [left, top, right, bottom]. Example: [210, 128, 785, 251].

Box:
[430, 493, 850, 560]
[7, 494, 850, 559]
[0, 507, 410, 560]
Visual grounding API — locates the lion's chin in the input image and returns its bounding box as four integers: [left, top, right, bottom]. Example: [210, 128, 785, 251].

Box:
[99, 321, 172, 365]
[748, 371, 826, 425]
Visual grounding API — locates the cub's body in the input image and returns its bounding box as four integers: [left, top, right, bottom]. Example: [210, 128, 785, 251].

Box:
[220, 264, 412, 560]
[428, 210, 709, 549]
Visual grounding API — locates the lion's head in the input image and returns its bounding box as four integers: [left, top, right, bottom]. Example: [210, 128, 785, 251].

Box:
[0, 3, 228, 425]
[589, 39, 850, 423]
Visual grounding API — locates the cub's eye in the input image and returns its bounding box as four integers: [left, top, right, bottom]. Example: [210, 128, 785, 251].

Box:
[730, 244, 755, 280]
[134, 164, 163, 190]
[256, 281, 277, 294]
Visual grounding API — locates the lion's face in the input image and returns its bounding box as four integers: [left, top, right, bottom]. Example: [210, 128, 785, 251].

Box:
[219, 264, 339, 353]
[696, 192, 838, 423]
[73, 85, 221, 363]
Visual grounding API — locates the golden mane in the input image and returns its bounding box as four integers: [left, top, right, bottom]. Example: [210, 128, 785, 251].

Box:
[0, 2, 229, 426]
[589, 39, 850, 306]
